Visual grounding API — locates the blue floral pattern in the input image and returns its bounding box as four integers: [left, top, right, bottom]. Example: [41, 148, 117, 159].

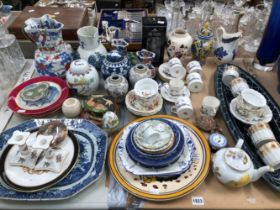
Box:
[214, 47, 228, 60]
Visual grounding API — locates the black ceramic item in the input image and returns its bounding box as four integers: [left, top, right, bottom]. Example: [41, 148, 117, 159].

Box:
[215, 63, 280, 191]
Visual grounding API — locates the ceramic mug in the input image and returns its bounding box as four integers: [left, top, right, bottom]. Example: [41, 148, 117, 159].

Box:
[230, 77, 249, 96]
[169, 79, 185, 96]
[248, 122, 276, 148]
[186, 60, 203, 74]
[186, 72, 204, 93]
[258, 141, 280, 170]
[167, 57, 184, 78]
[201, 96, 221, 117]
[236, 89, 266, 118]
[171, 96, 193, 119]
[222, 65, 239, 87]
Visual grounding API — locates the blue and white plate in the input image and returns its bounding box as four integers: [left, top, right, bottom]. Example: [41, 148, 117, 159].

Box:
[125, 119, 185, 168]
[0, 119, 107, 201]
[118, 119, 195, 176]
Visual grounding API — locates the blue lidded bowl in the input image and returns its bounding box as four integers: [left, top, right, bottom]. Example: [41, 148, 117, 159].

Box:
[125, 118, 185, 168]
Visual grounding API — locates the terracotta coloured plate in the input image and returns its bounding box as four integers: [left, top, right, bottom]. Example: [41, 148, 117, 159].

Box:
[8, 76, 69, 116]
[109, 115, 211, 201]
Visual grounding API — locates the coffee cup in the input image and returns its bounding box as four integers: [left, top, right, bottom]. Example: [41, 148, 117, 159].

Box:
[187, 60, 203, 74]
[248, 122, 276, 148]
[166, 57, 185, 78]
[222, 65, 239, 87]
[171, 96, 193, 119]
[230, 77, 249, 96]
[201, 96, 221, 117]
[258, 141, 280, 170]
[169, 79, 185, 96]
[186, 72, 204, 93]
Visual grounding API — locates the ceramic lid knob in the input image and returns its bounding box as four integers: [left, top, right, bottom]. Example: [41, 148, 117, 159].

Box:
[70, 59, 89, 74]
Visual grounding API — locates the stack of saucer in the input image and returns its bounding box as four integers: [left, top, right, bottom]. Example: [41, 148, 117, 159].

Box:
[118, 118, 195, 177]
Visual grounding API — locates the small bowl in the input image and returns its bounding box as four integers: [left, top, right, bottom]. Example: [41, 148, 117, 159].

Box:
[134, 78, 158, 100]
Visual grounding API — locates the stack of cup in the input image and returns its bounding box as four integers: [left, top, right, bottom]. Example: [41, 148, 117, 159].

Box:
[186, 60, 204, 93]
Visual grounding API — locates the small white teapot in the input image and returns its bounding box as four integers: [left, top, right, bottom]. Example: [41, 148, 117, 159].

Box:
[212, 139, 274, 188]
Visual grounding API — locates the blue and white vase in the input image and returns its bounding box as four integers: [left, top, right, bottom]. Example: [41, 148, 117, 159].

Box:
[136, 49, 156, 78]
[214, 26, 242, 63]
[254, 0, 280, 71]
[24, 15, 73, 78]
[101, 39, 131, 79]
[77, 26, 107, 70]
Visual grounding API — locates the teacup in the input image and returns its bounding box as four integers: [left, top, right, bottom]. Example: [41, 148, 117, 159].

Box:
[186, 60, 203, 74]
[134, 78, 159, 106]
[171, 96, 193, 119]
[169, 79, 185, 96]
[248, 122, 276, 148]
[186, 72, 204, 93]
[258, 141, 280, 170]
[167, 57, 184, 78]
[230, 77, 249, 96]
[201, 96, 221, 117]
[236, 89, 266, 118]
[222, 65, 239, 87]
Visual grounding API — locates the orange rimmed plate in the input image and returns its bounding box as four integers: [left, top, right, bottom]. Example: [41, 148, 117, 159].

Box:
[108, 115, 211, 201]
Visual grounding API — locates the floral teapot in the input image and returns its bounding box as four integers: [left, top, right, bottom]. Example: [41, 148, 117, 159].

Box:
[214, 26, 242, 63]
[212, 139, 274, 188]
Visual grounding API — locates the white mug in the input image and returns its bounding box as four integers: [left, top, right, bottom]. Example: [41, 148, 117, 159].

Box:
[171, 96, 193, 119]
[187, 60, 203, 74]
[169, 79, 185, 96]
[186, 72, 204, 93]
[167, 57, 184, 78]
[230, 77, 249, 96]
[258, 141, 280, 170]
[201, 96, 221, 117]
[222, 65, 239, 87]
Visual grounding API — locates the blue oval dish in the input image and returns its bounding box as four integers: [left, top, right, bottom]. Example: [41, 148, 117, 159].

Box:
[125, 118, 185, 168]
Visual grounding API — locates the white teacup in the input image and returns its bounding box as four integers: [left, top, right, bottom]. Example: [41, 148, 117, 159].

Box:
[187, 60, 203, 74]
[230, 77, 249, 96]
[171, 96, 193, 119]
[258, 141, 280, 170]
[222, 65, 239, 87]
[236, 89, 267, 118]
[248, 122, 276, 148]
[134, 78, 159, 106]
[186, 72, 204, 93]
[169, 79, 185, 96]
[201, 96, 221, 117]
[167, 57, 184, 78]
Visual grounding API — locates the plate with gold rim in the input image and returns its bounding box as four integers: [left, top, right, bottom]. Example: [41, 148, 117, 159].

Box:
[109, 115, 211, 201]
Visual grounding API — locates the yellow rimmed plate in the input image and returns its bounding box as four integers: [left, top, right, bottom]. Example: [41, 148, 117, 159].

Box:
[109, 115, 211, 201]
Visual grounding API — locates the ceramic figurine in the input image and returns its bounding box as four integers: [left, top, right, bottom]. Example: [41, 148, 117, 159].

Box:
[167, 28, 193, 58]
[77, 26, 107, 70]
[191, 22, 214, 65]
[24, 15, 72, 78]
[212, 139, 273, 188]
[214, 26, 242, 63]
[101, 39, 131, 79]
[62, 98, 82, 118]
[66, 59, 99, 96]
[102, 111, 119, 133]
[129, 64, 152, 87]
[136, 49, 156, 78]
[104, 74, 129, 103]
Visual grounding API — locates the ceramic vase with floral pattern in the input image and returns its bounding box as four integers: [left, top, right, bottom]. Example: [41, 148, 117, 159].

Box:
[136, 49, 156, 78]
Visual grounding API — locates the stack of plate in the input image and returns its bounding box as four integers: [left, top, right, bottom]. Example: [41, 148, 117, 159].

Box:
[109, 115, 211, 201]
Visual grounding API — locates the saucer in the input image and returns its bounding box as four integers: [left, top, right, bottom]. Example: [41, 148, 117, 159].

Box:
[160, 83, 190, 103]
[230, 98, 273, 125]
[158, 63, 187, 82]
[133, 119, 174, 154]
[125, 90, 163, 116]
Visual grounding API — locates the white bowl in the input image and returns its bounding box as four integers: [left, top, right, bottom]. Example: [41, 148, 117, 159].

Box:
[134, 78, 158, 99]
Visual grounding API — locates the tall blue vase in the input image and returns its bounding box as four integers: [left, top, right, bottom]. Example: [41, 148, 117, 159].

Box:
[254, 0, 280, 71]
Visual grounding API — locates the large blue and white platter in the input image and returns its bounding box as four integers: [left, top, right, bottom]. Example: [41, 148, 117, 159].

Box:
[0, 119, 107, 200]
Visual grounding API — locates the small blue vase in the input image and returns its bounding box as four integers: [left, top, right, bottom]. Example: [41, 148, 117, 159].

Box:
[254, 0, 280, 71]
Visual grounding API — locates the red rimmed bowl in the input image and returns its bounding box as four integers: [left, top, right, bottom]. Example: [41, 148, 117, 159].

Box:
[8, 76, 69, 117]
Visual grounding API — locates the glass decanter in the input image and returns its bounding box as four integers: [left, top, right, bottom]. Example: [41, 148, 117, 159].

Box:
[0, 20, 26, 93]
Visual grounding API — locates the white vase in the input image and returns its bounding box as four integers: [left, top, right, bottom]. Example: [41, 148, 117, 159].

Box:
[77, 26, 107, 70]
[66, 59, 99, 96]
[167, 28, 193, 58]
[129, 63, 152, 87]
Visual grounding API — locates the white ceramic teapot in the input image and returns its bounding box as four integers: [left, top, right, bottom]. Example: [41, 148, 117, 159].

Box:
[212, 139, 274, 188]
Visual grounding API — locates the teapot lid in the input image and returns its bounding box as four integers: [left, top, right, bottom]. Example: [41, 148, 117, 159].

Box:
[224, 148, 252, 172]
[70, 59, 89, 74]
